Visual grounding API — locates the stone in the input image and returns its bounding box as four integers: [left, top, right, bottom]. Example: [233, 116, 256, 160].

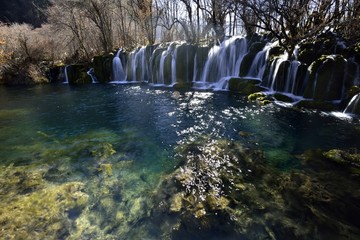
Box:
[66, 64, 92, 84]
[303, 55, 346, 101]
[295, 100, 337, 112]
[273, 93, 294, 103]
[228, 77, 265, 94]
[93, 53, 113, 83]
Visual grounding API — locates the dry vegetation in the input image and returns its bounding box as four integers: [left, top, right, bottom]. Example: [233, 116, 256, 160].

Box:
[0, 0, 359, 85]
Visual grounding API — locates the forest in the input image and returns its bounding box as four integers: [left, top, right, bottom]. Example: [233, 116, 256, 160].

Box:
[0, 0, 359, 85]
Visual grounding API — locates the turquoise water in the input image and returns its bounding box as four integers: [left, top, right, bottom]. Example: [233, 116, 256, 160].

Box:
[0, 84, 359, 239]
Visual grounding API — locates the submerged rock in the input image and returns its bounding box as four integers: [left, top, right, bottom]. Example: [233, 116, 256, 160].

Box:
[0, 165, 88, 239]
[146, 136, 360, 239]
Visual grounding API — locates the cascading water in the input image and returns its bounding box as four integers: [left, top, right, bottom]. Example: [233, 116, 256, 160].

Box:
[194, 37, 248, 89]
[104, 36, 359, 115]
[284, 61, 301, 93]
[171, 47, 178, 85]
[246, 45, 270, 79]
[87, 68, 98, 83]
[63, 65, 69, 84]
[156, 43, 177, 85]
[112, 49, 126, 82]
[128, 47, 147, 82]
[344, 93, 360, 114]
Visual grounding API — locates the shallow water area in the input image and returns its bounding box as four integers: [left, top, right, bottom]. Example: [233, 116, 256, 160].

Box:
[0, 84, 359, 239]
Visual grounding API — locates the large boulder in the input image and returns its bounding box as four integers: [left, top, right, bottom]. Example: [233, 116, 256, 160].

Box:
[303, 55, 347, 101]
[66, 64, 92, 84]
[228, 77, 265, 94]
[93, 54, 113, 83]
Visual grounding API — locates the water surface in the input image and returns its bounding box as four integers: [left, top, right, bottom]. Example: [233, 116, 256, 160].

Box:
[0, 84, 359, 239]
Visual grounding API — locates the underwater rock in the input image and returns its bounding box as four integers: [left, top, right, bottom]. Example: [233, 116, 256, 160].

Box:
[323, 149, 360, 171]
[146, 136, 360, 239]
[0, 165, 89, 239]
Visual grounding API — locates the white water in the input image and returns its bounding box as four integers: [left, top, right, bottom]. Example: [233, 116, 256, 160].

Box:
[171, 47, 178, 85]
[130, 47, 147, 82]
[112, 50, 126, 82]
[63, 65, 69, 84]
[198, 37, 248, 85]
[247, 45, 271, 79]
[87, 68, 98, 83]
[344, 93, 360, 114]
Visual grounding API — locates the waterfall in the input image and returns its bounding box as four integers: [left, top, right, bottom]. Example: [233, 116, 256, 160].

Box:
[128, 47, 147, 82]
[285, 61, 300, 94]
[63, 65, 69, 84]
[344, 93, 360, 114]
[112, 49, 126, 82]
[171, 47, 178, 85]
[156, 43, 177, 85]
[266, 54, 288, 91]
[247, 45, 271, 79]
[198, 37, 248, 86]
[87, 68, 98, 83]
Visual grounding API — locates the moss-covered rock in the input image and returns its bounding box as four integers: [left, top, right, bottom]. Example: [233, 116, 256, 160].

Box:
[248, 91, 273, 105]
[149, 136, 360, 239]
[66, 64, 92, 84]
[295, 99, 337, 111]
[228, 77, 266, 94]
[93, 53, 113, 83]
[303, 55, 347, 100]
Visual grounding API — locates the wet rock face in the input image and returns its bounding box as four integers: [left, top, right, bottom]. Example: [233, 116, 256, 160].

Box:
[93, 54, 113, 83]
[149, 137, 360, 240]
[66, 64, 92, 84]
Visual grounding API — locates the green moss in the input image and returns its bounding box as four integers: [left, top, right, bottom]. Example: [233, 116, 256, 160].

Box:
[228, 77, 265, 94]
[247, 91, 273, 105]
[304, 55, 346, 100]
[0, 164, 88, 239]
[295, 100, 337, 111]
[323, 149, 360, 169]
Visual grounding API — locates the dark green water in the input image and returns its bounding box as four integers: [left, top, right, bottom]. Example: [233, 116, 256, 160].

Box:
[0, 84, 359, 239]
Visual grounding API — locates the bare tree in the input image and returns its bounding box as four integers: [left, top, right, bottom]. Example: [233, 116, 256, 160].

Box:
[126, 0, 161, 45]
[235, 0, 351, 58]
[79, 0, 114, 53]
